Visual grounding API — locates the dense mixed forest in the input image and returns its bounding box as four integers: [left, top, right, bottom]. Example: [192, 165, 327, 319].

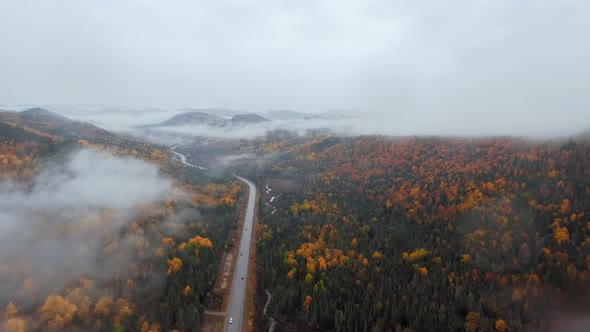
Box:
[0, 110, 241, 331]
[3, 108, 590, 332]
[255, 135, 590, 331]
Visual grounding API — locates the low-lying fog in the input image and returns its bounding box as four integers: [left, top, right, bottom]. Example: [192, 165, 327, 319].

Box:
[0, 149, 177, 303]
[152, 112, 586, 139]
[3, 104, 588, 139]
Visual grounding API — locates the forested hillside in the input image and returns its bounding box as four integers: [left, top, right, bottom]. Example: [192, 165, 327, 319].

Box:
[3, 108, 590, 331]
[0, 111, 241, 331]
[256, 136, 590, 331]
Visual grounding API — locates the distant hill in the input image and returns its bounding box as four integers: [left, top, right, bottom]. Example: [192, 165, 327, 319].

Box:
[230, 114, 270, 123]
[157, 111, 270, 127]
[158, 112, 227, 127]
[19, 107, 69, 121]
[265, 110, 307, 120]
[304, 115, 326, 120]
[0, 108, 185, 180]
[177, 108, 245, 118]
[0, 108, 115, 141]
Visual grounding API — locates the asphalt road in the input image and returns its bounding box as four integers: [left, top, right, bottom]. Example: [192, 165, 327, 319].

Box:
[225, 175, 256, 332]
[171, 145, 206, 169]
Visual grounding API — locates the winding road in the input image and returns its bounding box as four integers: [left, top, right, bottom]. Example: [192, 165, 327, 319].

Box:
[171, 145, 207, 169]
[226, 176, 257, 331]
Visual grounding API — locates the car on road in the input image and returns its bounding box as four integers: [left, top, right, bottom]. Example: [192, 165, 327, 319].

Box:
[240, 251, 243, 256]
[241, 276, 244, 280]
[229, 317, 233, 324]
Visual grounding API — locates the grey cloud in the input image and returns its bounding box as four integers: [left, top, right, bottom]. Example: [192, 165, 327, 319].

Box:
[1, 0, 589, 134]
[148, 113, 583, 139]
[0, 149, 174, 303]
[31, 149, 171, 208]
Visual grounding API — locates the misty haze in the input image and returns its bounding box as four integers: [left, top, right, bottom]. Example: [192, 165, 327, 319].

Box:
[1, 1, 590, 332]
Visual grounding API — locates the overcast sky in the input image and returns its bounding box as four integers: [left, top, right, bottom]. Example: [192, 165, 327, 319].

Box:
[1, 0, 589, 131]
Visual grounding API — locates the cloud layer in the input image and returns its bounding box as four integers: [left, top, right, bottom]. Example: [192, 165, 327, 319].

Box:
[1, 0, 589, 134]
[0, 149, 173, 303]
[150, 114, 585, 139]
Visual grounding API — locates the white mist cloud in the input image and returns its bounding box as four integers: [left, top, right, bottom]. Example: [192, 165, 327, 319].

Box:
[0, 149, 174, 302]
[149, 113, 585, 139]
[6, 103, 584, 138]
[43, 105, 184, 133]
[30, 149, 171, 208]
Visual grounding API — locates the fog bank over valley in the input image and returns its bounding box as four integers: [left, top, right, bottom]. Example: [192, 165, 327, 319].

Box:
[2, 104, 588, 139]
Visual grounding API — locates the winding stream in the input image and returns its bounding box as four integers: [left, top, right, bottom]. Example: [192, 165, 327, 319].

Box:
[263, 187, 278, 331]
[264, 184, 280, 215]
[263, 289, 276, 332]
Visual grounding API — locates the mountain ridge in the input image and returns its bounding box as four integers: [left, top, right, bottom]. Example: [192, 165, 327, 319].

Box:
[0, 107, 115, 141]
[158, 112, 227, 127]
[230, 114, 270, 123]
[157, 111, 270, 127]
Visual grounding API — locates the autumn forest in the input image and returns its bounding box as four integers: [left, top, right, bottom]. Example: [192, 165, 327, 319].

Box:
[253, 135, 590, 331]
[1, 109, 590, 332]
[0, 110, 241, 331]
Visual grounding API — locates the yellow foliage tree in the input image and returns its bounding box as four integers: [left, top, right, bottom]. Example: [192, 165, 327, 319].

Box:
[161, 237, 175, 246]
[512, 288, 524, 302]
[188, 235, 213, 248]
[306, 257, 317, 273]
[167, 257, 183, 275]
[303, 295, 312, 312]
[40, 295, 77, 330]
[115, 305, 132, 325]
[3, 318, 26, 332]
[560, 199, 571, 214]
[403, 249, 430, 262]
[495, 319, 507, 332]
[418, 267, 428, 276]
[554, 226, 570, 244]
[76, 296, 93, 323]
[372, 251, 383, 260]
[5, 302, 19, 317]
[94, 295, 113, 316]
[318, 257, 327, 271]
[464, 312, 481, 332]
